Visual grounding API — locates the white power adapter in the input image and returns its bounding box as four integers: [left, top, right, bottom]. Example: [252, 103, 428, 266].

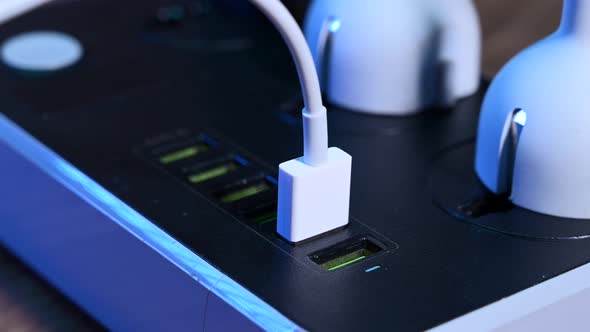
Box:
[475, 0, 590, 219]
[249, 0, 352, 243]
[304, 0, 481, 115]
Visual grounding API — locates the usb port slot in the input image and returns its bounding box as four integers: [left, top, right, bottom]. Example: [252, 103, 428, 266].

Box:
[158, 143, 209, 164]
[243, 202, 277, 225]
[214, 179, 273, 204]
[309, 237, 384, 271]
[188, 161, 240, 184]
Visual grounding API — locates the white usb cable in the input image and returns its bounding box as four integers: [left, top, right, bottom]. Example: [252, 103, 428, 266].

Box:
[249, 0, 328, 166]
[249, 0, 352, 243]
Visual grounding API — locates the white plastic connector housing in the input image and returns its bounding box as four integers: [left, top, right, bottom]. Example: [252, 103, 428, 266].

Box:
[475, 0, 590, 219]
[249, 0, 352, 242]
[277, 147, 352, 243]
[304, 0, 481, 115]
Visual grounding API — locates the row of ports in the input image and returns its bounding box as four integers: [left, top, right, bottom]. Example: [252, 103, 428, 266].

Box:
[146, 134, 386, 271]
[152, 135, 278, 227]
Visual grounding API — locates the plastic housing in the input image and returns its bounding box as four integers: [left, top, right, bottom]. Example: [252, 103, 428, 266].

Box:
[304, 0, 481, 115]
[475, 0, 590, 219]
[277, 147, 352, 243]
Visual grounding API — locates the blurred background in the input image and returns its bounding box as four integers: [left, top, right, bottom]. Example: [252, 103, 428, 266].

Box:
[0, 0, 561, 330]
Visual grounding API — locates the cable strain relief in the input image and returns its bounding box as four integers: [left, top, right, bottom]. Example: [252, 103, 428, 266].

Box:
[302, 106, 329, 166]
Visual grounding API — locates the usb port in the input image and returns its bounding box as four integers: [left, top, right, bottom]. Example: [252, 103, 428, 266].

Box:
[158, 143, 209, 164]
[188, 161, 240, 184]
[214, 179, 273, 204]
[309, 237, 384, 271]
[243, 202, 277, 225]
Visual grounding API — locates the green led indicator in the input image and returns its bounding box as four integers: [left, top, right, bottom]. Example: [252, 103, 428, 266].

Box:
[189, 163, 238, 184]
[221, 182, 271, 203]
[321, 249, 371, 271]
[252, 210, 277, 225]
[327, 256, 366, 271]
[159, 145, 208, 164]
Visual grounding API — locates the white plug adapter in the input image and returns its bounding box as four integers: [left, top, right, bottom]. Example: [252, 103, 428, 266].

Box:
[277, 147, 352, 243]
[304, 0, 481, 115]
[475, 0, 590, 219]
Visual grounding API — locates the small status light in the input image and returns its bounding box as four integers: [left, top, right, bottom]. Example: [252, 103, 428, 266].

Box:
[513, 109, 527, 126]
[234, 155, 250, 166]
[365, 265, 382, 273]
[265, 175, 278, 185]
[328, 18, 342, 33]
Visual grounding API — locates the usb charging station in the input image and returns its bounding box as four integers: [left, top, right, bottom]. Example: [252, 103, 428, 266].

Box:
[3, 1, 590, 331]
[139, 129, 397, 272]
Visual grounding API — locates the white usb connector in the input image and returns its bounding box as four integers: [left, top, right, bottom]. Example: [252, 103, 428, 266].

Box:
[248, 0, 352, 243]
[277, 147, 352, 243]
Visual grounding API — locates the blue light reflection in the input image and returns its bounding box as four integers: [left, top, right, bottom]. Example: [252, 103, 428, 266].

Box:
[0, 114, 300, 332]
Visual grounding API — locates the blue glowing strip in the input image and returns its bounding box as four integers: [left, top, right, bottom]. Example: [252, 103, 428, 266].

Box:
[265, 175, 278, 185]
[365, 266, 381, 273]
[201, 134, 219, 147]
[0, 113, 301, 332]
[233, 154, 250, 166]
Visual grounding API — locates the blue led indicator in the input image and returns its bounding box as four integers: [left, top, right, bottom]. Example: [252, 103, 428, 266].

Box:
[266, 175, 278, 185]
[201, 134, 218, 147]
[233, 154, 250, 166]
[328, 19, 342, 33]
[365, 265, 381, 273]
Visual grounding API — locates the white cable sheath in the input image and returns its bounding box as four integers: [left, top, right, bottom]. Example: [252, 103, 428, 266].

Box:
[249, 0, 328, 166]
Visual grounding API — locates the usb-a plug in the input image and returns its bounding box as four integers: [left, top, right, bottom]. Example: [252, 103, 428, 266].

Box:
[277, 147, 352, 243]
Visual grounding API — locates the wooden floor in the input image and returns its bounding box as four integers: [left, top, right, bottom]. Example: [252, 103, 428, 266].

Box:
[0, 0, 562, 330]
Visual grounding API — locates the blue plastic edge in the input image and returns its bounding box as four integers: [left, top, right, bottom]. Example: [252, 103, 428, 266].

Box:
[0, 113, 301, 332]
